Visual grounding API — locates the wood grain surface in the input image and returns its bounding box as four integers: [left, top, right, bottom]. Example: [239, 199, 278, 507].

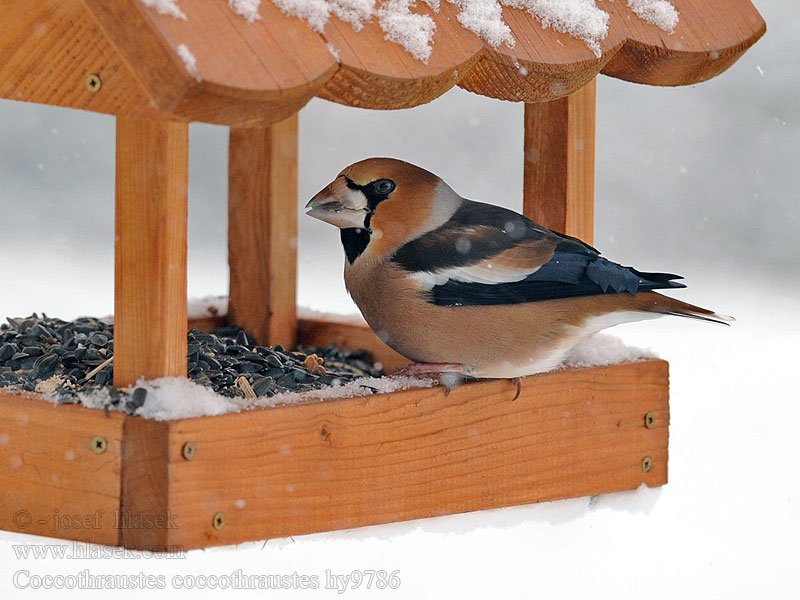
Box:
[114, 118, 188, 386]
[318, 1, 483, 109]
[524, 79, 596, 243]
[81, 0, 336, 125]
[228, 115, 299, 348]
[0, 0, 169, 119]
[71, 0, 765, 123]
[152, 359, 669, 549]
[119, 416, 173, 549]
[0, 391, 125, 546]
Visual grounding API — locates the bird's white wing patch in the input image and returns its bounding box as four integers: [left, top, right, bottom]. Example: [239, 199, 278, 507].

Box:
[409, 262, 539, 290]
[409, 271, 450, 290]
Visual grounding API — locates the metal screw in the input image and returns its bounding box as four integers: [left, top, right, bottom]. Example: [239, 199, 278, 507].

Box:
[91, 435, 108, 454]
[642, 456, 653, 473]
[213, 512, 226, 531]
[85, 73, 102, 93]
[182, 442, 196, 461]
[645, 412, 656, 429]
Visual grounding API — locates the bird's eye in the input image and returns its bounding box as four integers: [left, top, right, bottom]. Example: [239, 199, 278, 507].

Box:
[374, 179, 395, 195]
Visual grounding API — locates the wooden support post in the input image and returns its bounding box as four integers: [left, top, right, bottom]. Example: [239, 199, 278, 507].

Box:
[228, 115, 298, 348]
[114, 118, 188, 387]
[523, 78, 596, 244]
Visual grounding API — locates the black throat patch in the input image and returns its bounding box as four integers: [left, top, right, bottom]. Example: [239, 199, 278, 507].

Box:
[341, 228, 371, 264]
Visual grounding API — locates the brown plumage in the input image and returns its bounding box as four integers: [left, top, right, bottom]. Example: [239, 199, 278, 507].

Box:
[306, 158, 731, 378]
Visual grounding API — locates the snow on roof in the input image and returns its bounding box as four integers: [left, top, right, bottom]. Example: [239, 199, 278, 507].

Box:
[141, 0, 186, 20]
[377, 0, 437, 61]
[450, 0, 515, 50]
[228, 0, 263, 22]
[176, 43, 199, 78]
[505, 0, 609, 57]
[141, 0, 679, 62]
[270, 0, 330, 32]
[627, 0, 679, 33]
[330, 0, 376, 30]
[326, 41, 342, 61]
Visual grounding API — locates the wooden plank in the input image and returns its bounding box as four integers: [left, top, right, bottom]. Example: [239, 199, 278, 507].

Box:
[458, 5, 604, 103]
[82, 0, 336, 125]
[319, 2, 482, 109]
[602, 0, 767, 86]
[187, 315, 227, 334]
[159, 359, 668, 549]
[228, 115, 298, 348]
[0, 0, 168, 119]
[81, 0, 763, 117]
[119, 415, 174, 550]
[460, 0, 764, 102]
[114, 118, 188, 387]
[169, 85, 309, 128]
[296, 318, 410, 374]
[0, 390, 124, 546]
[523, 79, 595, 244]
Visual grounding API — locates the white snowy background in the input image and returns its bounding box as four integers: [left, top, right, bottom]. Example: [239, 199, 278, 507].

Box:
[1, 0, 798, 597]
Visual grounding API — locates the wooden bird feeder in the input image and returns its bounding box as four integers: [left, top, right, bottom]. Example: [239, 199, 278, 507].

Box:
[0, 0, 764, 550]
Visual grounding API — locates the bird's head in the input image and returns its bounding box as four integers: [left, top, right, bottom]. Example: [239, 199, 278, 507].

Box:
[306, 157, 462, 262]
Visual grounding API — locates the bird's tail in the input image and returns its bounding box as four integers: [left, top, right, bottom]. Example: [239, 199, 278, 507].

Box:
[635, 292, 735, 325]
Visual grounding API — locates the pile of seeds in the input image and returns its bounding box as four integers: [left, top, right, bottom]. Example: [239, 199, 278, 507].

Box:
[0, 314, 383, 413]
[188, 324, 383, 397]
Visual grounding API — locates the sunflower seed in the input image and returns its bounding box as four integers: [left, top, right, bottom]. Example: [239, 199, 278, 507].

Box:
[0, 343, 15, 362]
[88, 333, 109, 347]
[266, 354, 283, 368]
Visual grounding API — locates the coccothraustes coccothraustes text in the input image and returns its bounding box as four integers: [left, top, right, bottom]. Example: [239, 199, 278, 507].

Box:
[306, 157, 731, 380]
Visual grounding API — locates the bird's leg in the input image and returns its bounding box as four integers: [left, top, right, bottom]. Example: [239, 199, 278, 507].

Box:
[392, 363, 472, 395]
[511, 376, 523, 402]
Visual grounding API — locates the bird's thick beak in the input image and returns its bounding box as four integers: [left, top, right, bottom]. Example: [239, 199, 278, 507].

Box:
[305, 176, 369, 229]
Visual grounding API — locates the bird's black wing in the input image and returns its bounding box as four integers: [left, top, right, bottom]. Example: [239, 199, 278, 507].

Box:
[391, 200, 685, 307]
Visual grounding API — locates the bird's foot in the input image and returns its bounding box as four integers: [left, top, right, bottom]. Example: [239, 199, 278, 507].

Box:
[392, 363, 472, 395]
[511, 376, 523, 402]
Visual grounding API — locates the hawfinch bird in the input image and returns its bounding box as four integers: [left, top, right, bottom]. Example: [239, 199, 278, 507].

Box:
[306, 157, 730, 380]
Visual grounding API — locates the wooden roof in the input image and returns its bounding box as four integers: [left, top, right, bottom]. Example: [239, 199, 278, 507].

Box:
[2, 0, 764, 126]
